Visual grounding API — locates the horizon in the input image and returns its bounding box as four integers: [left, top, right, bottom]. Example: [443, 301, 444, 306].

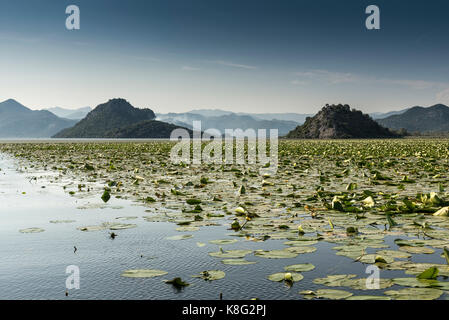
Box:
[1, 0, 449, 113]
[2, 97, 447, 116]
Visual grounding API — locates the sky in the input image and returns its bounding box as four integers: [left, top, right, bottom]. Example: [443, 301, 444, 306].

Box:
[1, 0, 449, 114]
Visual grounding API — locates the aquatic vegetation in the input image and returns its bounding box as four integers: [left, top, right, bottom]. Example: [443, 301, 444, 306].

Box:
[121, 269, 168, 278]
[3, 139, 449, 299]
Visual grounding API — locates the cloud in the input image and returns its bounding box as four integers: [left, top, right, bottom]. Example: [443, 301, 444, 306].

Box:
[436, 87, 449, 103]
[182, 66, 200, 71]
[294, 69, 449, 91]
[294, 69, 358, 84]
[213, 60, 257, 70]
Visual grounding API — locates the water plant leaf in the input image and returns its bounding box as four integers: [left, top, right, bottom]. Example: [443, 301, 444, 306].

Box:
[121, 269, 168, 278]
[193, 270, 225, 281]
[19, 227, 45, 233]
[284, 263, 315, 272]
[417, 267, 439, 280]
[268, 272, 303, 282]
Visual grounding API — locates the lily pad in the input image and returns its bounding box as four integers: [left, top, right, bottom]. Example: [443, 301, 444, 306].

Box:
[384, 287, 443, 300]
[166, 234, 193, 240]
[221, 259, 257, 265]
[209, 239, 238, 245]
[268, 272, 303, 282]
[254, 249, 298, 259]
[193, 270, 225, 281]
[284, 263, 315, 272]
[301, 289, 353, 300]
[19, 227, 45, 233]
[121, 269, 168, 278]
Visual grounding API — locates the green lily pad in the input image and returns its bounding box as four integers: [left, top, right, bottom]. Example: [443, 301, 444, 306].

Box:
[284, 263, 315, 272]
[221, 259, 257, 265]
[193, 270, 225, 281]
[121, 269, 168, 278]
[209, 239, 238, 245]
[399, 246, 435, 254]
[19, 227, 45, 233]
[384, 287, 443, 300]
[346, 295, 391, 300]
[209, 249, 252, 258]
[268, 272, 303, 282]
[254, 249, 298, 259]
[166, 234, 193, 240]
[301, 289, 353, 300]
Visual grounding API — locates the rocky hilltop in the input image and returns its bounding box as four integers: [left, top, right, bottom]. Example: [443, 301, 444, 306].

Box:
[285, 104, 401, 139]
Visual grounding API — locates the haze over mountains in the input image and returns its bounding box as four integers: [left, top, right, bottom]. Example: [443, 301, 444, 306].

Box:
[0, 99, 76, 138]
[156, 112, 299, 136]
[1, 97, 448, 139]
[45, 107, 92, 120]
[376, 104, 449, 133]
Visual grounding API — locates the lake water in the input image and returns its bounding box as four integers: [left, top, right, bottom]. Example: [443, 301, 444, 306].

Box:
[0, 153, 446, 300]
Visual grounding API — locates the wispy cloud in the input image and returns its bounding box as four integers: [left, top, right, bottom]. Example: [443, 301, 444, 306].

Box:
[182, 66, 200, 71]
[293, 69, 448, 91]
[436, 87, 449, 103]
[294, 69, 358, 84]
[213, 60, 257, 70]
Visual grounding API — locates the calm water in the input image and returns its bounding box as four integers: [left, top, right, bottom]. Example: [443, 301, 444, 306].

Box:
[0, 153, 445, 300]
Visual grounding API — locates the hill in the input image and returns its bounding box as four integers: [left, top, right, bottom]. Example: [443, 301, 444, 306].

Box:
[53, 98, 158, 138]
[106, 120, 193, 138]
[376, 104, 449, 133]
[285, 104, 400, 139]
[0, 99, 76, 138]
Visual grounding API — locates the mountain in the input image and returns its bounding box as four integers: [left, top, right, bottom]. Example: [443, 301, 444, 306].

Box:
[376, 104, 449, 133]
[46, 106, 92, 120]
[53, 98, 188, 138]
[157, 112, 299, 136]
[370, 108, 410, 120]
[285, 104, 400, 139]
[186, 108, 311, 124]
[0, 99, 77, 138]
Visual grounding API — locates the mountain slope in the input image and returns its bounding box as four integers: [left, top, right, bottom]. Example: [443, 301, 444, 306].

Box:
[53, 98, 157, 138]
[0, 99, 77, 138]
[286, 104, 400, 139]
[376, 104, 449, 132]
[106, 120, 193, 138]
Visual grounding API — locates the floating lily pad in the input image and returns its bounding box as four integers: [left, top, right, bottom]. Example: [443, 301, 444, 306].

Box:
[121, 269, 168, 278]
[254, 249, 298, 259]
[384, 287, 443, 300]
[284, 263, 315, 272]
[193, 270, 225, 281]
[346, 295, 391, 300]
[166, 234, 193, 240]
[301, 289, 353, 300]
[209, 249, 252, 259]
[399, 246, 435, 254]
[19, 227, 44, 233]
[268, 272, 303, 282]
[221, 259, 257, 265]
[209, 239, 238, 245]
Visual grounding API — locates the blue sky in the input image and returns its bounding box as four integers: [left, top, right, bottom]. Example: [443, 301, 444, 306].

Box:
[1, 0, 449, 113]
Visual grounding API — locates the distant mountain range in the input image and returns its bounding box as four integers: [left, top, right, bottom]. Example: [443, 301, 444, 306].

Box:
[286, 104, 401, 139]
[53, 98, 190, 138]
[1, 97, 448, 139]
[186, 109, 313, 124]
[376, 104, 449, 133]
[156, 112, 299, 136]
[0, 99, 77, 138]
[45, 106, 92, 120]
